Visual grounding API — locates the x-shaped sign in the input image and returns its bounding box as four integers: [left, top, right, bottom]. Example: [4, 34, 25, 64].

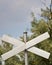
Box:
[1, 32, 50, 61]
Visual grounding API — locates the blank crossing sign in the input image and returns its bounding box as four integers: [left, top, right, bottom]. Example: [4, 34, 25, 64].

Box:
[1, 44, 25, 60]
[1, 32, 50, 60]
[28, 47, 50, 59]
[2, 35, 24, 47]
[26, 32, 49, 49]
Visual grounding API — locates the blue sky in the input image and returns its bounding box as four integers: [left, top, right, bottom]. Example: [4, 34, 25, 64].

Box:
[0, 0, 51, 38]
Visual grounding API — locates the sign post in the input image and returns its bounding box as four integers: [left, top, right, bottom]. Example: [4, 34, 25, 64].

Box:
[23, 32, 28, 65]
[2, 60, 5, 65]
[0, 57, 5, 65]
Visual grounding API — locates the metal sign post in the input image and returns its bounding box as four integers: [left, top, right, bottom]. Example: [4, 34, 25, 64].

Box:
[23, 32, 28, 65]
[2, 60, 5, 65]
[0, 57, 5, 65]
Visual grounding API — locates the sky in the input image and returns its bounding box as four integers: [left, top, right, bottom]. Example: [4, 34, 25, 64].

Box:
[0, 0, 51, 38]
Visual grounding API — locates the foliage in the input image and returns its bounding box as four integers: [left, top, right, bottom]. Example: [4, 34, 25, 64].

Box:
[30, 4, 52, 65]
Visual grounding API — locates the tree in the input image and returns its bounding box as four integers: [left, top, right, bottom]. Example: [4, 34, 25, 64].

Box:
[30, 1, 52, 65]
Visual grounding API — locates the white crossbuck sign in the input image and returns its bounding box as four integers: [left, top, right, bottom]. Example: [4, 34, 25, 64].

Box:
[1, 32, 50, 61]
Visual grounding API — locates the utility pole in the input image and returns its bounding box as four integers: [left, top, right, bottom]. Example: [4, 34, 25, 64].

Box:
[23, 32, 28, 65]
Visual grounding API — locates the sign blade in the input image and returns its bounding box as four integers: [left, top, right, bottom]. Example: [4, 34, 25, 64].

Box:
[2, 35, 24, 46]
[1, 44, 25, 60]
[26, 32, 50, 49]
[28, 47, 50, 59]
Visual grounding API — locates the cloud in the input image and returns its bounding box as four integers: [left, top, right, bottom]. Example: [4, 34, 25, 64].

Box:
[0, 0, 42, 13]
[0, 0, 50, 23]
[0, 0, 51, 37]
[0, 0, 51, 27]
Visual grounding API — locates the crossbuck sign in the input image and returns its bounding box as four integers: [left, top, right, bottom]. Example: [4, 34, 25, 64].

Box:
[1, 32, 50, 65]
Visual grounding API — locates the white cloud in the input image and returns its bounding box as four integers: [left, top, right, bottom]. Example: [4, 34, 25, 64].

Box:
[0, 0, 51, 37]
[40, 0, 51, 8]
[0, 0, 51, 23]
[31, 7, 41, 14]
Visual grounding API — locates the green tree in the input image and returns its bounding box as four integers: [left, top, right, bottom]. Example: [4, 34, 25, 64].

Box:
[30, 1, 52, 65]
